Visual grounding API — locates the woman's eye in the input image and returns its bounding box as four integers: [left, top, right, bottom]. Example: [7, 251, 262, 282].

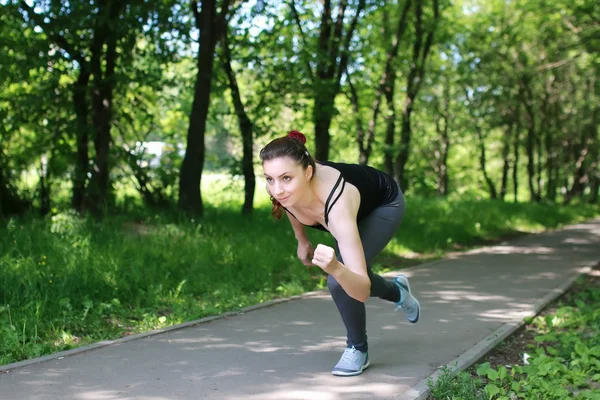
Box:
[266, 177, 273, 183]
[283, 176, 291, 181]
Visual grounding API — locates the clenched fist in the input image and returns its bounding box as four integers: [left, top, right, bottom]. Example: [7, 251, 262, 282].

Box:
[297, 241, 314, 266]
[311, 244, 339, 273]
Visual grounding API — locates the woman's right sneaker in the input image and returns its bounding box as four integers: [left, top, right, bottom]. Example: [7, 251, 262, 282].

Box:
[331, 346, 370, 376]
[393, 274, 421, 323]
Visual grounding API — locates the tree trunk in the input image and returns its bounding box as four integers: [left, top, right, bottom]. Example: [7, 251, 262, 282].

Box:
[432, 77, 450, 196]
[519, 79, 541, 202]
[72, 67, 91, 212]
[512, 105, 521, 202]
[383, 78, 396, 176]
[346, 74, 367, 164]
[500, 120, 513, 200]
[544, 87, 557, 202]
[87, 1, 124, 214]
[566, 78, 596, 203]
[588, 101, 599, 203]
[396, 105, 413, 188]
[221, 31, 255, 216]
[39, 155, 50, 216]
[0, 148, 28, 217]
[566, 140, 589, 203]
[395, 0, 439, 188]
[313, 94, 334, 161]
[290, 0, 366, 161]
[179, 0, 231, 216]
[476, 123, 497, 199]
[356, 0, 411, 165]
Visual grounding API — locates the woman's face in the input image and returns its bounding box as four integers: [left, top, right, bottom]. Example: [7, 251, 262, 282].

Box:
[263, 157, 312, 206]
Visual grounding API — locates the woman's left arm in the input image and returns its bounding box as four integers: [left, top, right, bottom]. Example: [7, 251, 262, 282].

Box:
[311, 207, 371, 302]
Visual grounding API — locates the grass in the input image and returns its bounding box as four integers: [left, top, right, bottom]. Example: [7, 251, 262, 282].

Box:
[1, 177, 599, 366]
[427, 269, 600, 400]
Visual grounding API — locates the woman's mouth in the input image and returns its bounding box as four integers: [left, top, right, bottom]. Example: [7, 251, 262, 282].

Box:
[278, 195, 291, 202]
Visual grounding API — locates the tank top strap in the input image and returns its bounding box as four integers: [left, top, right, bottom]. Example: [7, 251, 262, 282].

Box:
[324, 173, 345, 226]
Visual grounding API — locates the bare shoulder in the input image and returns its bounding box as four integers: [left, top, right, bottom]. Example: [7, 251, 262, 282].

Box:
[317, 167, 360, 234]
[315, 163, 360, 209]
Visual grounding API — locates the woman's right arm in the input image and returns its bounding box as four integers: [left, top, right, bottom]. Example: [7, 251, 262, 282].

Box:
[286, 211, 314, 266]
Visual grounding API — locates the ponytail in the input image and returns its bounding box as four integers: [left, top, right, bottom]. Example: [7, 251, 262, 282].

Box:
[270, 196, 283, 220]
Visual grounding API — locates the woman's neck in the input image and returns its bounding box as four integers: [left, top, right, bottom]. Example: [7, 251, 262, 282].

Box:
[292, 164, 324, 213]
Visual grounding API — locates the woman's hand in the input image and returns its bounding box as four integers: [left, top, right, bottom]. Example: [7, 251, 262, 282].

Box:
[311, 244, 340, 274]
[297, 241, 314, 266]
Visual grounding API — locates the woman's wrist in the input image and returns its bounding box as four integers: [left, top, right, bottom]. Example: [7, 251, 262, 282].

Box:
[327, 260, 343, 276]
[296, 236, 310, 245]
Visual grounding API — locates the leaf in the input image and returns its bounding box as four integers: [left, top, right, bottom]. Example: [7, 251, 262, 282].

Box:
[575, 342, 589, 356]
[485, 383, 500, 398]
[487, 368, 499, 381]
[498, 366, 508, 381]
[477, 362, 492, 376]
[546, 346, 559, 356]
[534, 333, 557, 343]
[511, 381, 521, 392]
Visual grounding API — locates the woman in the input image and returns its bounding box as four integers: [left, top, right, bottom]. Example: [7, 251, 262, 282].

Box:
[260, 130, 421, 376]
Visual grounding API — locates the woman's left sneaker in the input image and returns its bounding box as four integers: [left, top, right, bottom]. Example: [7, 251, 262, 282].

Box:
[393, 274, 421, 323]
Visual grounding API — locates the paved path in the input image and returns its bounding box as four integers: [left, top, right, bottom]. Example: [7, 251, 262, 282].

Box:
[1, 219, 599, 400]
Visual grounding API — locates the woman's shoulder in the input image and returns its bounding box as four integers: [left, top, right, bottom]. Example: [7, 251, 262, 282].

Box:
[315, 162, 360, 206]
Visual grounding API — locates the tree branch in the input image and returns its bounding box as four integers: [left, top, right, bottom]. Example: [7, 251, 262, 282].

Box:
[19, 1, 86, 64]
[335, 0, 366, 87]
[288, 0, 315, 83]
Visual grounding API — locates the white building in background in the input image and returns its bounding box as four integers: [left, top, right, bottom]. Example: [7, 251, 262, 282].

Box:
[135, 141, 186, 168]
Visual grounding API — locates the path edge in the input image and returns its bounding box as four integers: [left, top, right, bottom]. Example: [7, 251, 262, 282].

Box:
[0, 290, 328, 373]
[395, 262, 596, 400]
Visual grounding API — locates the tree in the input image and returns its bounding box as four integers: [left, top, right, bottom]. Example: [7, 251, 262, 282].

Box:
[289, 0, 366, 161]
[393, 0, 440, 188]
[179, 0, 233, 216]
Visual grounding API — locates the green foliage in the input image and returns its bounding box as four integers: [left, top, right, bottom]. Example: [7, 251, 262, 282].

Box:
[428, 274, 600, 400]
[396, 197, 599, 254]
[427, 366, 486, 400]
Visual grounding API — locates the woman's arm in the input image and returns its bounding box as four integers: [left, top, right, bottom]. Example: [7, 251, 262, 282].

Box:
[323, 215, 371, 302]
[311, 192, 371, 302]
[286, 211, 314, 266]
[286, 210, 310, 243]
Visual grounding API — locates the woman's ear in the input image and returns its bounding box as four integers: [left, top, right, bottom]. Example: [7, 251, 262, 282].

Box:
[305, 165, 313, 180]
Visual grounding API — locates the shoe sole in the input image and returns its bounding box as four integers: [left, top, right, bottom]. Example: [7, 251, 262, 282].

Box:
[331, 359, 371, 377]
[396, 274, 421, 324]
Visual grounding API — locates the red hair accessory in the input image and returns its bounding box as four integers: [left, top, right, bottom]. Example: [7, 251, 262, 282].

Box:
[287, 130, 307, 144]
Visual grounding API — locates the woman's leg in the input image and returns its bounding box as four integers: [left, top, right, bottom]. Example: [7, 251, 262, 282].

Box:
[328, 190, 406, 352]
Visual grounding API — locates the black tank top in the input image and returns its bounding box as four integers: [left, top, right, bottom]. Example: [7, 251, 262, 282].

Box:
[286, 161, 399, 231]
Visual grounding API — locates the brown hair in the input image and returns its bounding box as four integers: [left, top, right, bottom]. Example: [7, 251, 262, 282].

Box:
[260, 130, 316, 219]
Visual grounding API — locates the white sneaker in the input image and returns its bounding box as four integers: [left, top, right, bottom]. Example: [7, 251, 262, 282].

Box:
[331, 346, 370, 376]
[393, 274, 421, 323]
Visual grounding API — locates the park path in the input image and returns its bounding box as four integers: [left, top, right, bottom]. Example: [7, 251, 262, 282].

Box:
[1, 219, 599, 400]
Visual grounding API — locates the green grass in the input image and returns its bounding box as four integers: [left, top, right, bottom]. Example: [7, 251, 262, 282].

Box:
[427, 273, 600, 400]
[1, 178, 599, 366]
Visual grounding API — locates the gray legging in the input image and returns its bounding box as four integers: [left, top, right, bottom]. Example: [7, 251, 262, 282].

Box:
[328, 188, 406, 353]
